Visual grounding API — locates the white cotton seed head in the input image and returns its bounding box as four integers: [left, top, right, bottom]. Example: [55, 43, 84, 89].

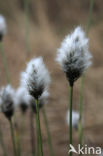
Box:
[0, 85, 15, 119]
[21, 57, 51, 99]
[15, 86, 33, 113]
[66, 110, 79, 130]
[0, 15, 7, 40]
[56, 26, 92, 86]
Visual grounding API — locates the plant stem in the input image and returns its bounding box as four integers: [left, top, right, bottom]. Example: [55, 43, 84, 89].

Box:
[0, 42, 10, 83]
[0, 128, 7, 156]
[79, 0, 94, 153]
[69, 86, 73, 156]
[15, 128, 21, 156]
[9, 118, 17, 156]
[35, 110, 40, 156]
[13, 114, 21, 156]
[35, 99, 43, 156]
[79, 75, 84, 147]
[42, 106, 54, 156]
[24, 0, 30, 54]
[86, 0, 95, 34]
[30, 110, 35, 156]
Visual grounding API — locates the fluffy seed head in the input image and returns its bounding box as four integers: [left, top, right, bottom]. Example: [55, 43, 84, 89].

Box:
[0, 15, 6, 40]
[15, 86, 33, 113]
[66, 110, 79, 130]
[0, 85, 15, 120]
[56, 26, 92, 86]
[21, 57, 50, 99]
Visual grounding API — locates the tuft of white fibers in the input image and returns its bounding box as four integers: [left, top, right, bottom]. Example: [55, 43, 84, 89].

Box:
[56, 26, 92, 86]
[21, 57, 51, 99]
[0, 85, 15, 120]
[0, 15, 6, 40]
[15, 86, 34, 113]
[66, 110, 79, 130]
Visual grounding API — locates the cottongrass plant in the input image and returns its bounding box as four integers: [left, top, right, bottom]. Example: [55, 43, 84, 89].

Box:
[56, 26, 92, 156]
[21, 57, 51, 156]
[0, 15, 10, 83]
[0, 85, 17, 156]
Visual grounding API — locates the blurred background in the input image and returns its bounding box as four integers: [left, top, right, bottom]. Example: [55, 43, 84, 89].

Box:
[0, 0, 103, 155]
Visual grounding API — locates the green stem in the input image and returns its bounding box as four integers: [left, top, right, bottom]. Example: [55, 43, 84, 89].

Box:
[13, 115, 21, 156]
[35, 99, 43, 156]
[86, 0, 95, 34]
[0, 128, 7, 156]
[79, 0, 94, 153]
[9, 118, 17, 156]
[24, 0, 30, 54]
[35, 110, 40, 156]
[42, 106, 54, 156]
[15, 129, 21, 156]
[14, 115, 21, 156]
[0, 42, 10, 83]
[79, 76, 84, 148]
[79, 75, 85, 143]
[69, 86, 73, 156]
[30, 110, 35, 156]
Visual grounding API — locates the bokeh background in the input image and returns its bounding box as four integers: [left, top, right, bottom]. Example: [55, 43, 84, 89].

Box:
[0, 0, 103, 155]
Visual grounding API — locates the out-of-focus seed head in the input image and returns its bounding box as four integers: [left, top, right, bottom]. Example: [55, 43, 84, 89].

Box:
[66, 110, 80, 130]
[0, 85, 15, 120]
[0, 15, 7, 41]
[56, 26, 92, 86]
[15, 86, 33, 114]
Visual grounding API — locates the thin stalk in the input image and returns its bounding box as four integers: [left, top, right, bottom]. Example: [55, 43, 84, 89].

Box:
[13, 114, 22, 156]
[69, 86, 73, 156]
[79, 75, 84, 147]
[15, 128, 21, 156]
[19, 114, 25, 156]
[21, 114, 25, 133]
[9, 118, 17, 156]
[0, 42, 10, 83]
[35, 99, 43, 156]
[13, 115, 21, 156]
[24, 0, 30, 54]
[0, 128, 7, 156]
[79, 0, 94, 152]
[42, 106, 54, 156]
[35, 110, 40, 156]
[30, 110, 35, 156]
[86, 0, 95, 34]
